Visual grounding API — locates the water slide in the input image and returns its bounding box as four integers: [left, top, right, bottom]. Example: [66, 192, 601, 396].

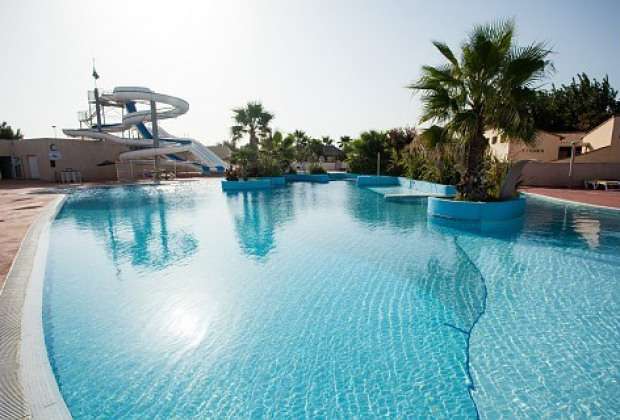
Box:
[63, 87, 227, 172]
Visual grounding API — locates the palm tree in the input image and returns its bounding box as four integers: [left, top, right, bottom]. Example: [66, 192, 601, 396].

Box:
[262, 131, 296, 170]
[231, 145, 257, 180]
[291, 130, 310, 171]
[338, 135, 352, 149]
[321, 136, 333, 146]
[230, 102, 274, 150]
[291, 130, 309, 147]
[408, 20, 552, 201]
[345, 130, 389, 174]
[308, 138, 324, 161]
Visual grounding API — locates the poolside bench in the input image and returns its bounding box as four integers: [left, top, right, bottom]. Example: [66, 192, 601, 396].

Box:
[584, 180, 620, 190]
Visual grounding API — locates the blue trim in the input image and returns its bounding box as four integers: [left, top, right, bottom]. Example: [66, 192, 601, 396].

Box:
[357, 176, 399, 187]
[327, 172, 358, 180]
[258, 177, 286, 186]
[284, 174, 329, 183]
[221, 180, 272, 191]
[125, 101, 152, 139]
[404, 179, 456, 197]
[428, 195, 526, 222]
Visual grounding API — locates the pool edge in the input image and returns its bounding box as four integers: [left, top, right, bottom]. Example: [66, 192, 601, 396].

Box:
[0, 195, 71, 419]
[521, 191, 620, 212]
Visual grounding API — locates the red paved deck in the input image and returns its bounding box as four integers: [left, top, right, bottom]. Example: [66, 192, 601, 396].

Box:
[0, 181, 60, 291]
[521, 187, 620, 209]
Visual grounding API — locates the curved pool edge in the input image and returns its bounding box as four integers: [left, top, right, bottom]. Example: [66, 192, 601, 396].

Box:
[0, 195, 71, 419]
[521, 191, 620, 212]
[428, 195, 526, 221]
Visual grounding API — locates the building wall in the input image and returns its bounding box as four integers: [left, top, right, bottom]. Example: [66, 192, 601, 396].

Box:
[487, 130, 562, 162]
[0, 138, 130, 181]
[508, 131, 561, 162]
[569, 117, 620, 164]
[488, 116, 620, 164]
[521, 162, 620, 187]
[582, 116, 616, 151]
[487, 130, 511, 160]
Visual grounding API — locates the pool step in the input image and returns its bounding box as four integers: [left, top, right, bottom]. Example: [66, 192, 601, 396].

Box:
[384, 192, 453, 201]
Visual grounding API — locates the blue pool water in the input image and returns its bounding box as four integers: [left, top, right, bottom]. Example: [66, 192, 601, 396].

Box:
[44, 181, 620, 418]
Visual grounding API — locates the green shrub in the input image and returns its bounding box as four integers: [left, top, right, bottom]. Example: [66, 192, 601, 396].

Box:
[225, 169, 240, 181]
[308, 163, 327, 174]
[485, 156, 512, 201]
[256, 155, 283, 177]
[345, 130, 390, 174]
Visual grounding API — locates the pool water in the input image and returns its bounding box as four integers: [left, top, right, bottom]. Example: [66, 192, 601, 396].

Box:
[44, 181, 620, 418]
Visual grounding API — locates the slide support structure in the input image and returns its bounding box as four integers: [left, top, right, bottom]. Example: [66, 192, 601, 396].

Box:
[150, 99, 160, 181]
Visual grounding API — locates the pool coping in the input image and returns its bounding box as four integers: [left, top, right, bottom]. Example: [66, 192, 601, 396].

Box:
[0, 195, 71, 419]
[521, 191, 620, 212]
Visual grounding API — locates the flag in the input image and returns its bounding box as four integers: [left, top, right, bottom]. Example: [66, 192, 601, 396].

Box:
[92, 67, 99, 80]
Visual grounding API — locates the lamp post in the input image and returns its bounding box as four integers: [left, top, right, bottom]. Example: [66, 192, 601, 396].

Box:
[52, 125, 57, 138]
[568, 140, 578, 188]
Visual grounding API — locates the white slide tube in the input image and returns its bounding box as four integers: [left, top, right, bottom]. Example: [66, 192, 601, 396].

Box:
[63, 87, 228, 170]
[119, 145, 192, 161]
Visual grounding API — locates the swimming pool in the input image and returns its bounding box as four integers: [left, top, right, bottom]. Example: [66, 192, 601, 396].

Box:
[43, 180, 620, 418]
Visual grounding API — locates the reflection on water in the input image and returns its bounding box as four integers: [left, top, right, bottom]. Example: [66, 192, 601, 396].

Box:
[56, 185, 198, 272]
[523, 195, 620, 254]
[573, 217, 601, 249]
[224, 188, 295, 259]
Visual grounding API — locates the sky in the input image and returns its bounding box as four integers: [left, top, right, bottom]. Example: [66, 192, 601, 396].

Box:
[1, 0, 619, 145]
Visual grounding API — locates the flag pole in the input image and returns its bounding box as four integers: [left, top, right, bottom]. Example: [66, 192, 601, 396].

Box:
[92, 59, 102, 132]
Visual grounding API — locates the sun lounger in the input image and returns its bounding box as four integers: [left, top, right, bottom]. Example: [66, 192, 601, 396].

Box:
[584, 180, 620, 190]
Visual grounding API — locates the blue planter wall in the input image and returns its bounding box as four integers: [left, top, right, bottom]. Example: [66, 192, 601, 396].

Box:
[427, 195, 526, 221]
[284, 174, 330, 183]
[221, 180, 272, 191]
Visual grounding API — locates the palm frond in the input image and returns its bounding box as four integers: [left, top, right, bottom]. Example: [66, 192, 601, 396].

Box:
[432, 41, 459, 68]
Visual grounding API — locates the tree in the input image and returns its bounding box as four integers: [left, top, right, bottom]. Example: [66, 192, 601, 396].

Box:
[215, 140, 236, 151]
[345, 130, 390, 174]
[308, 138, 324, 161]
[338, 135, 352, 150]
[532, 73, 620, 132]
[386, 127, 417, 150]
[230, 102, 274, 150]
[409, 20, 552, 201]
[231, 145, 257, 180]
[0, 122, 23, 140]
[292, 130, 308, 146]
[261, 131, 296, 171]
[321, 136, 333, 146]
[290, 130, 310, 169]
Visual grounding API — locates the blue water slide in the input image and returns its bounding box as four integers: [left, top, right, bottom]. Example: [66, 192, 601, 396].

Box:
[125, 101, 152, 139]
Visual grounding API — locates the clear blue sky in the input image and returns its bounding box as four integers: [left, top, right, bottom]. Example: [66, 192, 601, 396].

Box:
[1, 0, 618, 144]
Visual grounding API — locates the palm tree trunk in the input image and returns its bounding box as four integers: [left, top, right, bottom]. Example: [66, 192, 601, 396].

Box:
[458, 131, 488, 201]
